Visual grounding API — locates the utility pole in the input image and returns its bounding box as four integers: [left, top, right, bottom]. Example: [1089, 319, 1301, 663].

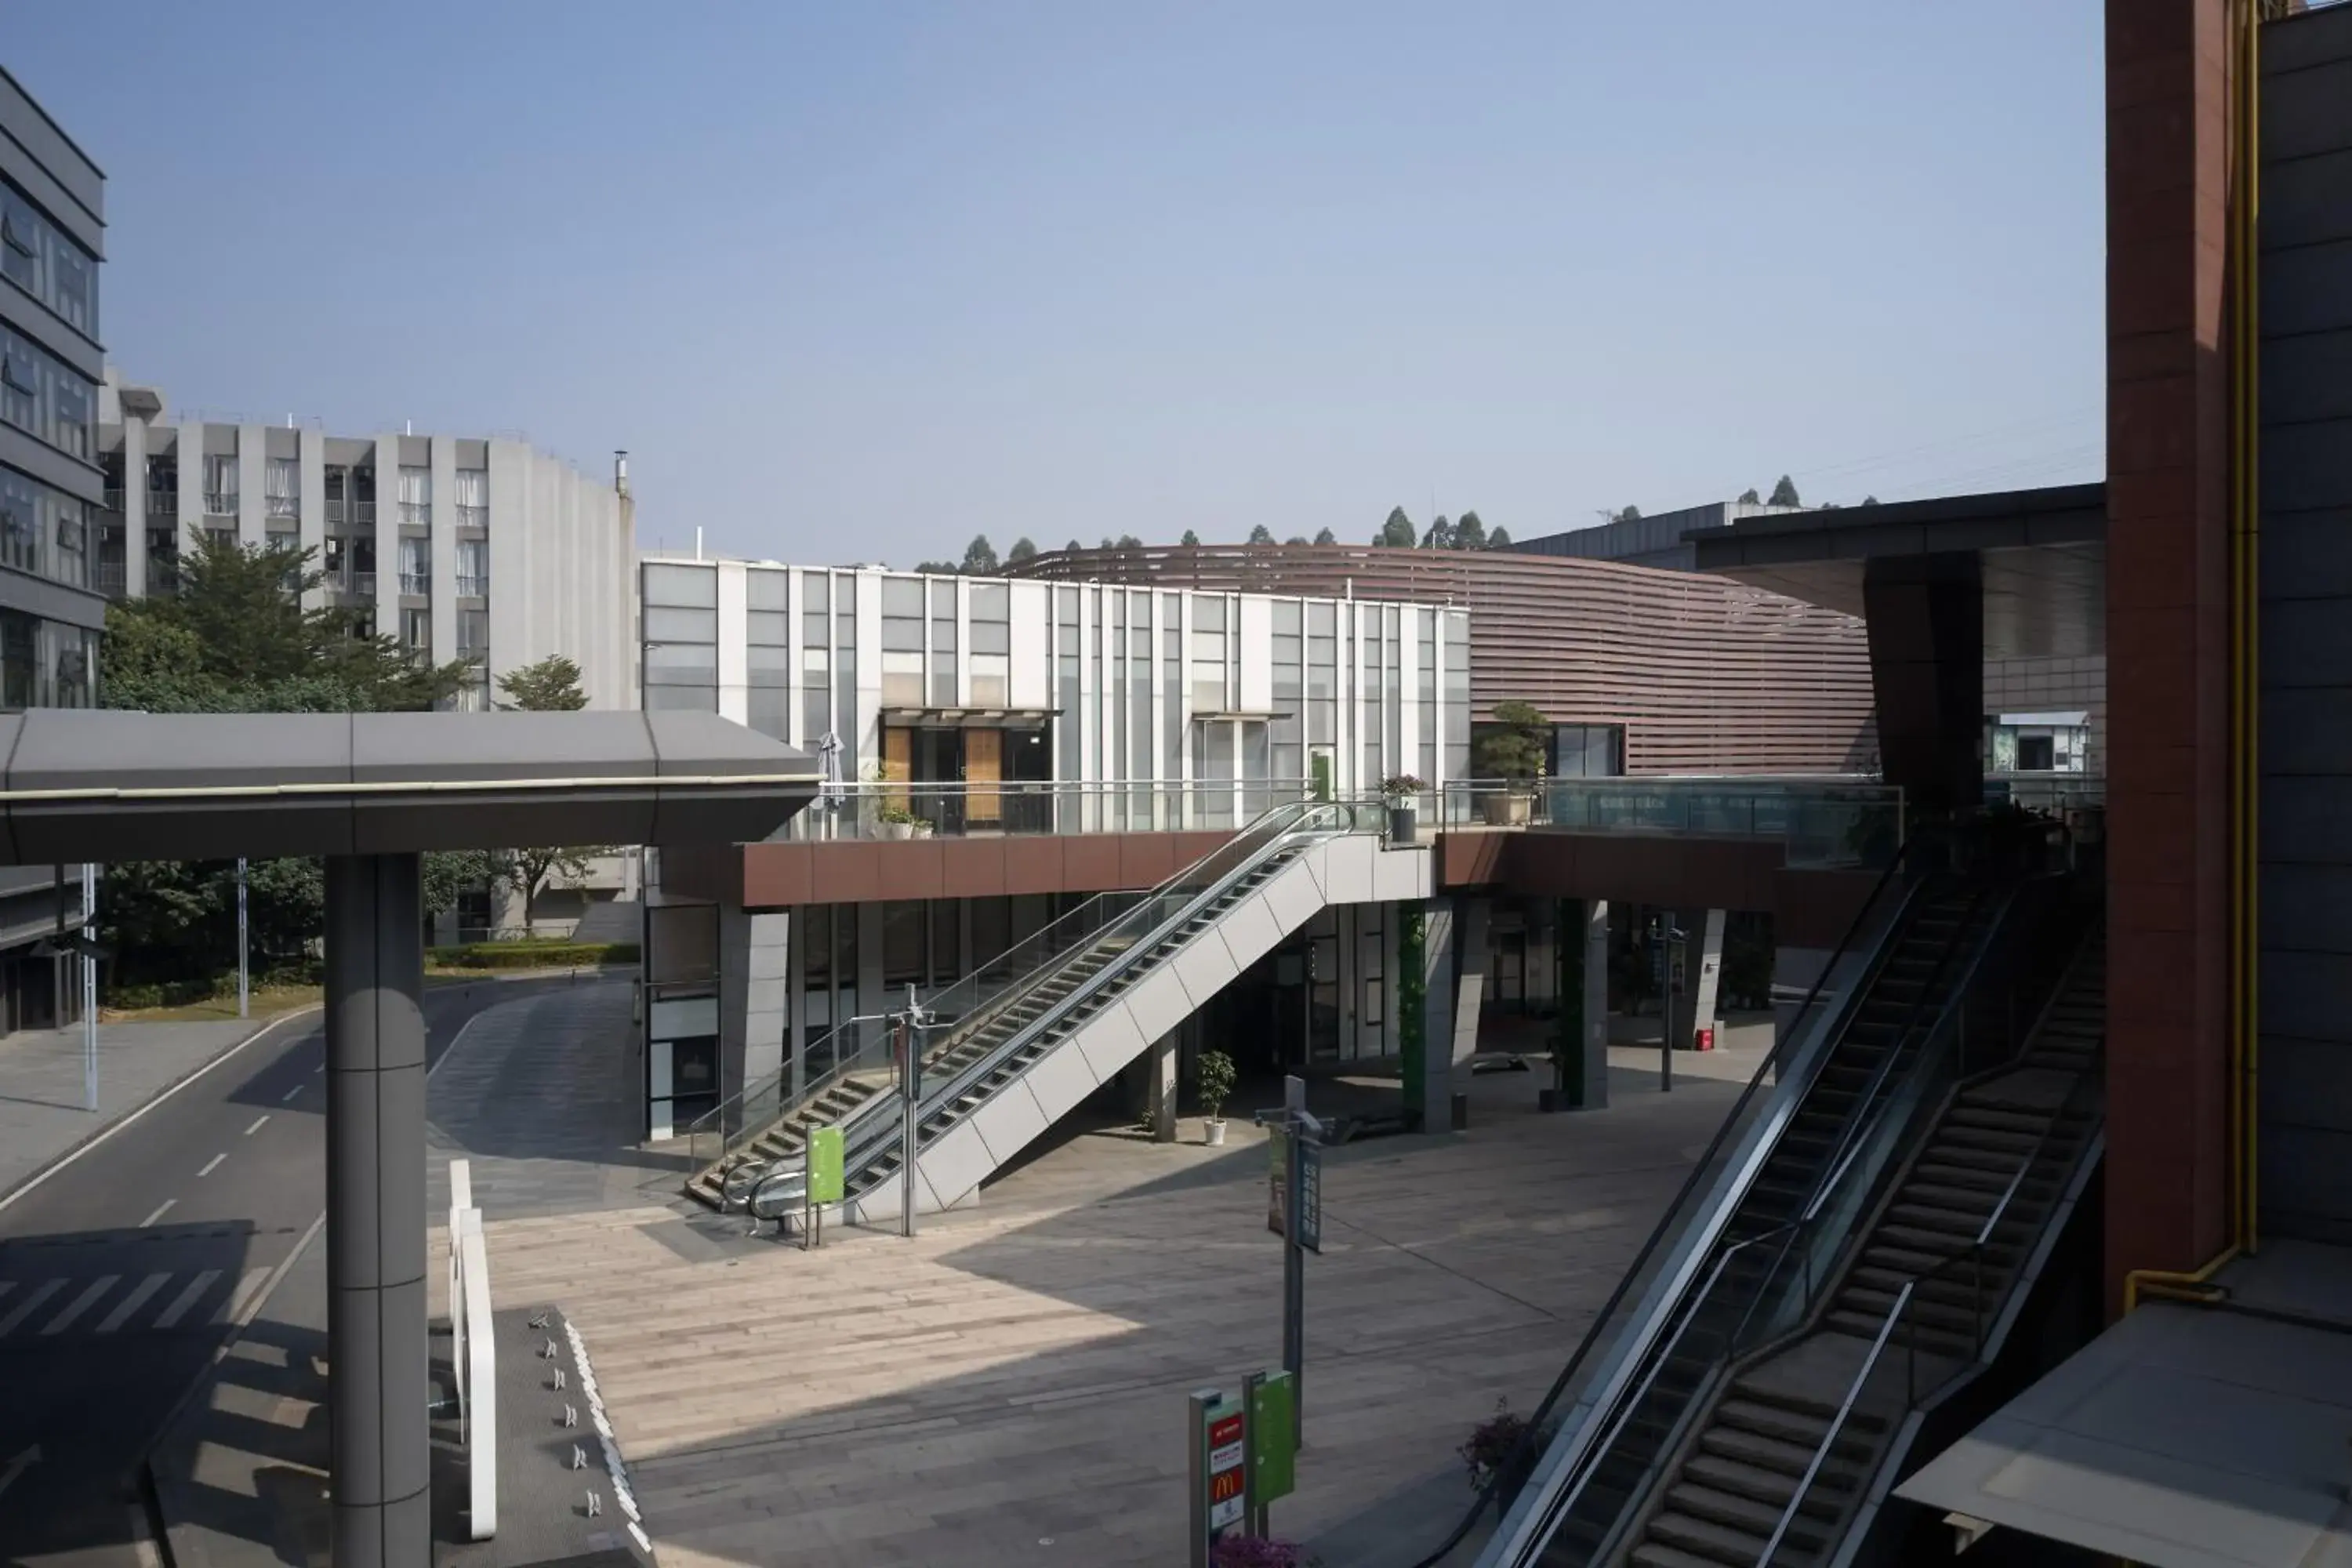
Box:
[82, 864, 97, 1112]
[897, 984, 932, 1239]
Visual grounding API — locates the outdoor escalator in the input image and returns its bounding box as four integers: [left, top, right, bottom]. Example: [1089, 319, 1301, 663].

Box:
[1443, 827, 2096, 1568]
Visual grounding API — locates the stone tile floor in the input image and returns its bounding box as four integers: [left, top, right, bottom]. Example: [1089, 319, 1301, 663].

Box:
[434, 995, 1744, 1568]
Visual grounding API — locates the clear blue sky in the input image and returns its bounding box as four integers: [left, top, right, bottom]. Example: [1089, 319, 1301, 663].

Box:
[9, 2, 2106, 565]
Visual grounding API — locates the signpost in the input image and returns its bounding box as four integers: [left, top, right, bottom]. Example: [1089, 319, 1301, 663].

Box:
[895, 985, 931, 1240]
[804, 1125, 844, 1251]
[1188, 1388, 1249, 1566]
[1255, 1075, 1322, 1450]
[1245, 1370, 1297, 1537]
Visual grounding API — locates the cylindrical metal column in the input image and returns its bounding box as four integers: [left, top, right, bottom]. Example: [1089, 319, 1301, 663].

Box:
[325, 854, 430, 1568]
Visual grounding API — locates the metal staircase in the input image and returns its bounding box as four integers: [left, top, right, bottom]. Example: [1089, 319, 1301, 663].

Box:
[686, 797, 1399, 1218]
[1463, 837, 2093, 1568]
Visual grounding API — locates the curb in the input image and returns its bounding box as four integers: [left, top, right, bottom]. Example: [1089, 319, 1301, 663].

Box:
[0, 1007, 321, 1218]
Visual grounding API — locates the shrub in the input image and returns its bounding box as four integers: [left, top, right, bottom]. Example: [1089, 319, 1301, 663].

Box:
[427, 940, 640, 970]
[1460, 1398, 1557, 1499]
[1212, 1537, 1319, 1568]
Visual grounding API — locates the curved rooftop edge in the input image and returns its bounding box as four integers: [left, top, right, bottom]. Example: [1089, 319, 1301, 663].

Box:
[0, 709, 821, 866]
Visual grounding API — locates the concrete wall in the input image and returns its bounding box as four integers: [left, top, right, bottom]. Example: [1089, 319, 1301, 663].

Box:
[2257, 2, 2352, 1244]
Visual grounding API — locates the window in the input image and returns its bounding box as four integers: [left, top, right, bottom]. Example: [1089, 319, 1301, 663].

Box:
[881, 576, 924, 705]
[456, 538, 488, 597]
[747, 570, 790, 740]
[203, 454, 238, 516]
[970, 582, 1009, 706]
[401, 608, 431, 650]
[398, 536, 431, 595]
[266, 457, 299, 519]
[454, 468, 488, 529]
[0, 467, 87, 588]
[456, 607, 488, 656]
[0, 327, 93, 459]
[1190, 593, 1229, 713]
[398, 465, 431, 527]
[643, 562, 718, 711]
[931, 577, 960, 706]
[2, 180, 99, 335]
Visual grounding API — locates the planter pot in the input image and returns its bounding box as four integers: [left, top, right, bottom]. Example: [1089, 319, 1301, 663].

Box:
[882, 821, 915, 840]
[1387, 804, 1418, 844]
[1203, 1118, 1228, 1147]
[1480, 792, 1534, 826]
[911, 820, 935, 838]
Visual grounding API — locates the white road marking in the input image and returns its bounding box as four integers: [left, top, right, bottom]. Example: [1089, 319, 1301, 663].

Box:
[0, 1279, 66, 1338]
[96, 1272, 172, 1334]
[40, 1276, 118, 1335]
[152, 1270, 219, 1329]
[140, 1199, 176, 1228]
[281, 1085, 302, 1102]
[243, 1115, 269, 1137]
[197, 1154, 225, 1178]
[217, 1269, 272, 1325]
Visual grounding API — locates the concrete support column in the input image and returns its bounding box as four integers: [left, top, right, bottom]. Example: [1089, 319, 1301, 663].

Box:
[1451, 898, 1490, 1089]
[1861, 552, 1984, 815]
[1581, 898, 1611, 1110]
[719, 900, 790, 1120]
[1148, 1030, 1179, 1143]
[1417, 901, 1456, 1131]
[323, 854, 430, 1568]
[1670, 910, 1727, 1054]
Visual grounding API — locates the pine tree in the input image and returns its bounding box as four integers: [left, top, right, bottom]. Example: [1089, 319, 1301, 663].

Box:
[1247, 524, 1276, 545]
[1313, 527, 1337, 545]
[1768, 474, 1802, 507]
[960, 534, 1000, 574]
[1377, 507, 1417, 547]
[1736, 487, 1761, 505]
[1181, 528, 1202, 546]
[1007, 536, 1038, 562]
[1452, 510, 1488, 550]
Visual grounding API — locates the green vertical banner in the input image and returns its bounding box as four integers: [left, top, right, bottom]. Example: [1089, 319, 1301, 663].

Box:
[808, 1126, 845, 1204]
[1250, 1371, 1297, 1504]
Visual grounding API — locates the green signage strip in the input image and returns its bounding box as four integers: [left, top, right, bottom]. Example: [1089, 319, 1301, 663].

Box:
[1250, 1371, 1297, 1504]
[808, 1126, 845, 1205]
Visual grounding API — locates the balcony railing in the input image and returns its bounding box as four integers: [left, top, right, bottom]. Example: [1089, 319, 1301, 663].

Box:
[328, 570, 377, 597]
[398, 571, 431, 596]
[1416, 775, 1904, 869]
[267, 495, 299, 520]
[94, 561, 126, 597]
[354, 500, 376, 526]
[146, 490, 177, 516]
[399, 503, 431, 528]
[456, 574, 488, 597]
[324, 498, 347, 525]
[102, 487, 124, 513]
[777, 779, 1320, 841]
[203, 492, 238, 517]
[456, 504, 488, 530]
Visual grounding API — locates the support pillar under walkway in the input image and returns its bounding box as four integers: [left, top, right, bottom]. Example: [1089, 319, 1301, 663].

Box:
[324, 854, 430, 1568]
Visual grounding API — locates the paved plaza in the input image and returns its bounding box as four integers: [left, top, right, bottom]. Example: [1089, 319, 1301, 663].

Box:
[430, 989, 1743, 1568]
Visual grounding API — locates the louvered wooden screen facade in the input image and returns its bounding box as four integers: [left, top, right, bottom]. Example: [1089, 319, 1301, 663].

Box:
[1006, 544, 1876, 776]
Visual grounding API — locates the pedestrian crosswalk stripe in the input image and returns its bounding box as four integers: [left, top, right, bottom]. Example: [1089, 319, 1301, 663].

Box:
[40, 1274, 118, 1335]
[152, 1269, 220, 1330]
[0, 1278, 65, 1338]
[96, 1272, 174, 1334]
[219, 1268, 272, 1325]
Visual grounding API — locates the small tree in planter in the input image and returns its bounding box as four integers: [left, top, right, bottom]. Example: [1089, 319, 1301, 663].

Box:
[1381, 774, 1426, 843]
[1459, 1398, 1558, 1515]
[1196, 1048, 1237, 1146]
[1473, 701, 1549, 824]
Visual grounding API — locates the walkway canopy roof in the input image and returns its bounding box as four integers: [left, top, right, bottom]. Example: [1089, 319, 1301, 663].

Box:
[1690, 482, 2106, 661]
[0, 709, 820, 865]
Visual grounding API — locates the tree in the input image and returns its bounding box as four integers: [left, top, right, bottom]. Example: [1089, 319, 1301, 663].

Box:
[1065, 539, 1084, 554]
[1860, 495, 1879, 506]
[1286, 535, 1309, 546]
[913, 560, 958, 575]
[1489, 526, 1512, 547]
[1180, 528, 1202, 546]
[1614, 506, 1642, 524]
[1313, 527, 1337, 546]
[1247, 524, 1276, 545]
[1007, 536, 1038, 563]
[1377, 507, 1417, 547]
[496, 653, 588, 711]
[1736, 487, 1761, 505]
[1768, 474, 1802, 507]
[1474, 700, 1551, 782]
[1423, 514, 1454, 549]
[1452, 511, 1488, 550]
[960, 534, 1000, 574]
[1116, 533, 1144, 549]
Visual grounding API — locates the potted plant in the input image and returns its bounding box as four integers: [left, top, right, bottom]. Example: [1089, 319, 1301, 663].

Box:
[1459, 1399, 1558, 1517]
[877, 803, 924, 840]
[1197, 1047, 1236, 1146]
[1381, 774, 1426, 844]
[1472, 701, 1549, 825]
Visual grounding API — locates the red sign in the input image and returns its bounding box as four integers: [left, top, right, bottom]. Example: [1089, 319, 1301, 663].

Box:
[1210, 1414, 1243, 1450]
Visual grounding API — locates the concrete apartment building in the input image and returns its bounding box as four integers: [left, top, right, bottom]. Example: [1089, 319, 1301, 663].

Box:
[0, 65, 102, 1033]
[92, 380, 637, 716]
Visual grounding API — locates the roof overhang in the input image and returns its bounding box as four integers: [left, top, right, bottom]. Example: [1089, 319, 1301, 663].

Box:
[879, 706, 1059, 728]
[1690, 483, 2106, 661]
[0, 709, 821, 865]
[1897, 1274, 2352, 1567]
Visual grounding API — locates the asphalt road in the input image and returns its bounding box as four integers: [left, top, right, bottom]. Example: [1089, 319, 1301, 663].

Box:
[0, 975, 590, 1568]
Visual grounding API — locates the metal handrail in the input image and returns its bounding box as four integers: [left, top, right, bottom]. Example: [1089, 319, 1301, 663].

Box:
[1755, 1280, 1914, 1567]
[1454, 838, 1936, 1568]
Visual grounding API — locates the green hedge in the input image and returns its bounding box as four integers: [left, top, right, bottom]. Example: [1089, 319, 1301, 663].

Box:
[428, 941, 641, 970]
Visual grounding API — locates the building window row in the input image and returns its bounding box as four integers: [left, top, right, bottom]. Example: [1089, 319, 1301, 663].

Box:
[0, 177, 97, 337]
[0, 465, 88, 588]
[0, 323, 93, 460]
[0, 608, 96, 710]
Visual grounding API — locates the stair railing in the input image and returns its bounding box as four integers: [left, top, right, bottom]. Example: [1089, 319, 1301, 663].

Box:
[1461, 838, 1939, 1568]
[829, 796, 1386, 1193]
[1748, 938, 2107, 1566]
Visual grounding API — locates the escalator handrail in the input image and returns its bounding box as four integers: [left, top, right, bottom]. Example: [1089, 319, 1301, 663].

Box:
[831, 797, 1381, 1183]
[1417, 834, 1932, 1568]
